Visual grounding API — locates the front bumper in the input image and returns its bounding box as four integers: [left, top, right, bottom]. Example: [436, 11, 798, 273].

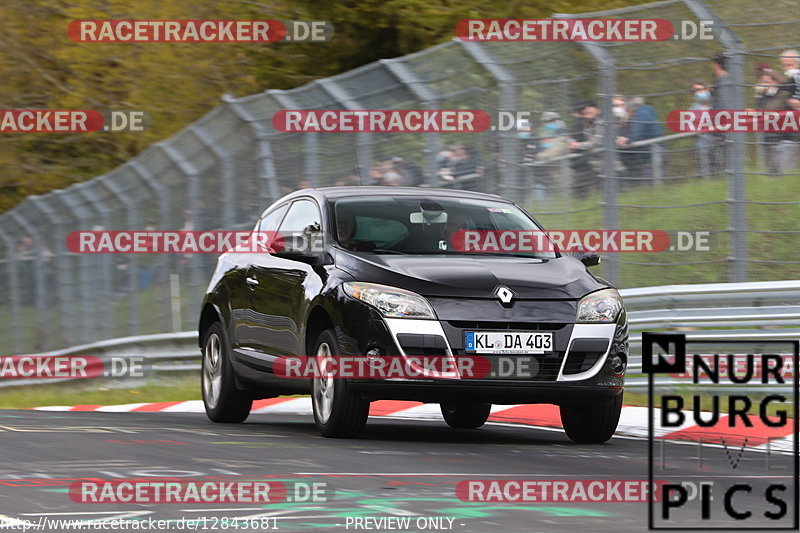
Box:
[346, 312, 628, 405]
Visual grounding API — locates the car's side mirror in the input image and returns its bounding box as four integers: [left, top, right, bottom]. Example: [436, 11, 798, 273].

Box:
[576, 249, 600, 267]
[273, 231, 327, 266]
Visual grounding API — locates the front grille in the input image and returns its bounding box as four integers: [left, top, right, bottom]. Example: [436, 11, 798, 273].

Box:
[452, 351, 562, 381]
[447, 321, 567, 331]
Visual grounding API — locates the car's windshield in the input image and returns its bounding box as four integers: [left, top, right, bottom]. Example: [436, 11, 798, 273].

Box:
[331, 196, 557, 258]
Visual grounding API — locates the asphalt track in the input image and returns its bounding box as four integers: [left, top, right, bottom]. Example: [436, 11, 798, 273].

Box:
[0, 409, 795, 533]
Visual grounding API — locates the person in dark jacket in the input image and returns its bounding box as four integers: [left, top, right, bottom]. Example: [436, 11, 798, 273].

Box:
[779, 49, 800, 110]
[690, 80, 718, 177]
[711, 53, 735, 110]
[568, 101, 604, 197]
[616, 96, 663, 187]
[756, 69, 797, 174]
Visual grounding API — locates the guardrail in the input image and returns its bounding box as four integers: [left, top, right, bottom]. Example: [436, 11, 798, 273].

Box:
[2, 280, 798, 390]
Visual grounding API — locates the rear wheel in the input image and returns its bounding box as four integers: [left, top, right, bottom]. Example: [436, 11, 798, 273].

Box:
[311, 329, 370, 438]
[441, 402, 492, 429]
[202, 322, 252, 423]
[560, 393, 622, 443]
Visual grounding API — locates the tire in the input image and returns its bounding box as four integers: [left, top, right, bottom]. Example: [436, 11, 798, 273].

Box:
[441, 402, 492, 429]
[560, 393, 622, 444]
[201, 322, 252, 423]
[311, 329, 370, 438]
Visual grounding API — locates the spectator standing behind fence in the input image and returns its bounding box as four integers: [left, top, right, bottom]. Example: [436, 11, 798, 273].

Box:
[616, 96, 662, 187]
[568, 101, 604, 198]
[392, 156, 424, 187]
[709, 53, 734, 171]
[711, 53, 735, 109]
[779, 49, 800, 110]
[516, 118, 537, 164]
[438, 145, 483, 190]
[334, 168, 363, 187]
[612, 95, 631, 180]
[376, 158, 404, 186]
[755, 68, 797, 174]
[612, 95, 631, 139]
[534, 111, 569, 199]
[515, 118, 537, 203]
[689, 80, 715, 177]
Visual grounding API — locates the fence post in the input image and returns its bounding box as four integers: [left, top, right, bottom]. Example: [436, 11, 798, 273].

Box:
[652, 144, 664, 184]
[224, 95, 282, 203]
[727, 52, 748, 283]
[191, 124, 235, 229]
[276, 95, 319, 188]
[381, 58, 441, 185]
[9, 211, 49, 350]
[458, 41, 519, 197]
[99, 176, 141, 337]
[75, 184, 116, 341]
[28, 195, 75, 348]
[563, 26, 619, 286]
[160, 143, 202, 331]
[0, 227, 23, 354]
[683, 0, 747, 282]
[130, 158, 173, 332]
[560, 157, 573, 195]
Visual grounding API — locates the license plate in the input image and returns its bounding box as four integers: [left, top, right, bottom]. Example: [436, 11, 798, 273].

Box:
[464, 331, 553, 354]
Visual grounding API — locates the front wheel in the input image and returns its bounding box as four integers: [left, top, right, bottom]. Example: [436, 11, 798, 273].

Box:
[202, 322, 252, 423]
[441, 403, 492, 429]
[311, 329, 370, 438]
[560, 393, 622, 444]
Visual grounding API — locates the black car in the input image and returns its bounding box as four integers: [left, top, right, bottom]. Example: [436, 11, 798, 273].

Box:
[199, 187, 628, 442]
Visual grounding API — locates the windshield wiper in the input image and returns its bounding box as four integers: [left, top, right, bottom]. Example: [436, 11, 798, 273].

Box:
[459, 251, 550, 259]
[371, 249, 408, 255]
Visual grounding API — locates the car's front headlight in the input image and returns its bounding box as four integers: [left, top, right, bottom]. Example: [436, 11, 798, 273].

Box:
[576, 288, 623, 323]
[343, 282, 436, 319]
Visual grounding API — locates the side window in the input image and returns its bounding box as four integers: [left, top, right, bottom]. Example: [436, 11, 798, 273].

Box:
[250, 205, 288, 252]
[257, 204, 288, 232]
[279, 200, 322, 234]
[278, 199, 323, 253]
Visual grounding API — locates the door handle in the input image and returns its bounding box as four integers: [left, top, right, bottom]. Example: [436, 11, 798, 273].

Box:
[246, 276, 259, 287]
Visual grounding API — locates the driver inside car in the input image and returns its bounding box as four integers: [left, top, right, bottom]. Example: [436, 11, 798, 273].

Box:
[439, 213, 470, 251]
[336, 210, 375, 252]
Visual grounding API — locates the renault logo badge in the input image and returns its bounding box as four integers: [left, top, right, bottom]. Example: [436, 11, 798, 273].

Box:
[494, 286, 515, 305]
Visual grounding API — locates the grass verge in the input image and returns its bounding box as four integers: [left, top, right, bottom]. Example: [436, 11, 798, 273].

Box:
[0, 374, 200, 409]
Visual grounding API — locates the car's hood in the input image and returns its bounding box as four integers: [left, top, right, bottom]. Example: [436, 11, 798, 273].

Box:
[334, 252, 606, 299]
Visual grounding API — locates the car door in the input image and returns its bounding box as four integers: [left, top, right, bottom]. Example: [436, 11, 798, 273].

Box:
[226, 246, 255, 353]
[231, 204, 288, 364]
[249, 198, 323, 364]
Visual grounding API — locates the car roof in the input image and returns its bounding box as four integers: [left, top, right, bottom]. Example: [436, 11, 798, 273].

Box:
[280, 186, 510, 203]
